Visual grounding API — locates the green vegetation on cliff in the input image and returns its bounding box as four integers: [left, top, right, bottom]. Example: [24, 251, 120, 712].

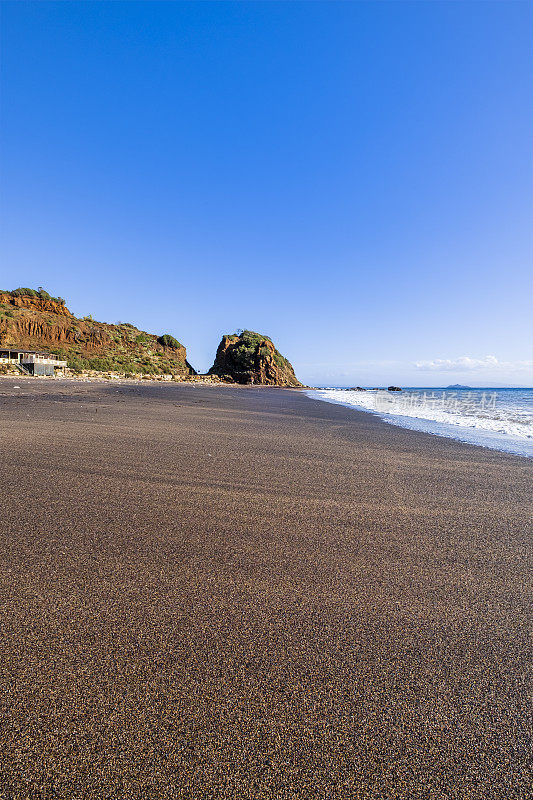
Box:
[11, 287, 66, 304]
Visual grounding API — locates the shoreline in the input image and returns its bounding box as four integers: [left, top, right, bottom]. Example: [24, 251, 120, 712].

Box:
[307, 388, 533, 459]
[1, 382, 530, 798]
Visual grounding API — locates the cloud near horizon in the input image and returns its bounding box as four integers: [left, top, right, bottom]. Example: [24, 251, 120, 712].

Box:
[415, 356, 533, 373]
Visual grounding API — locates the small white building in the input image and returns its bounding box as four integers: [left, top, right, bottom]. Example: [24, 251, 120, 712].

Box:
[0, 349, 67, 376]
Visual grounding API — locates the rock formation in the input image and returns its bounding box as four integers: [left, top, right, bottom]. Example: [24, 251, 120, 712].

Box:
[209, 330, 302, 386]
[0, 288, 194, 377]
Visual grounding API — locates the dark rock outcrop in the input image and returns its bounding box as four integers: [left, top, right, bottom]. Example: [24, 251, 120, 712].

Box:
[209, 330, 302, 387]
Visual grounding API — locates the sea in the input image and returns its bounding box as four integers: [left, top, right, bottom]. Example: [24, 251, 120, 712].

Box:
[307, 387, 533, 458]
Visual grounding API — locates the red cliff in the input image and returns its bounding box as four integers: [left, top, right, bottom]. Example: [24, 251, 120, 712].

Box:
[0, 289, 193, 377]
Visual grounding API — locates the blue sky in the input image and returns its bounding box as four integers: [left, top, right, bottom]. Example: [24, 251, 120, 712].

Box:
[1, 1, 531, 386]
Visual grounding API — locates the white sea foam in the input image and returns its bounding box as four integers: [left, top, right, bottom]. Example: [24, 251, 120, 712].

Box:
[307, 388, 533, 458]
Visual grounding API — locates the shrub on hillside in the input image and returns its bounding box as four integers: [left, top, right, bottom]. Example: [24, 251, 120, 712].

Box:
[158, 334, 182, 350]
[11, 287, 65, 304]
[224, 331, 273, 370]
[231, 330, 272, 346]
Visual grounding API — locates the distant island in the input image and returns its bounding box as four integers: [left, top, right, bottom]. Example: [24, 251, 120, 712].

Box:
[446, 384, 472, 389]
[0, 287, 301, 386]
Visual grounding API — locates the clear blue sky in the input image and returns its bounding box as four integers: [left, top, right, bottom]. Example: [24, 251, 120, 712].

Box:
[1, 1, 532, 386]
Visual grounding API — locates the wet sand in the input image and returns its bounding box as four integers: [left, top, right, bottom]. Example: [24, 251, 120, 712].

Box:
[0, 379, 531, 799]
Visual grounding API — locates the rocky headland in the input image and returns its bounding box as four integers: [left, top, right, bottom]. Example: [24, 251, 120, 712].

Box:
[208, 330, 302, 387]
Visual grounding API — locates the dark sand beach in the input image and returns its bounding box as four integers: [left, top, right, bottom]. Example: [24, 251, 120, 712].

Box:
[0, 379, 531, 799]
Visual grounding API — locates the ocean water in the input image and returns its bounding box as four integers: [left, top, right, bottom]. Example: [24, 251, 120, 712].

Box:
[307, 388, 533, 458]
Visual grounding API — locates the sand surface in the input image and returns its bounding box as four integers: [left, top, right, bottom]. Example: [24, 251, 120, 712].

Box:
[0, 379, 531, 799]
